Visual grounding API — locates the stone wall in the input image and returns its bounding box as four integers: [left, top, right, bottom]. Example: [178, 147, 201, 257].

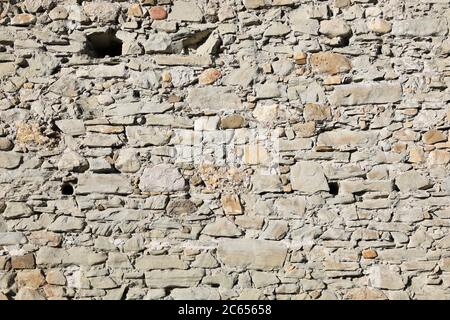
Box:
[1, 0, 450, 300]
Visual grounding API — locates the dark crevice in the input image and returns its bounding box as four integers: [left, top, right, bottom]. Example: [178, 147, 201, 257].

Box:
[328, 182, 339, 196]
[86, 29, 122, 58]
[354, 191, 367, 197]
[61, 183, 74, 195]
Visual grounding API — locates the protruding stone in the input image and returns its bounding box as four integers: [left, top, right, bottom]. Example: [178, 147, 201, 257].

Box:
[11, 14, 36, 26]
[303, 104, 332, 121]
[428, 150, 450, 165]
[0, 137, 14, 151]
[252, 173, 283, 193]
[243, 0, 267, 9]
[242, 145, 271, 165]
[55, 119, 85, 136]
[198, 68, 221, 85]
[48, 6, 68, 20]
[202, 217, 242, 237]
[135, 255, 188, 270]
[362, 249, 378, 259]
[76, 174, 133, 195]
[310, 52, 352, 75]
[0, 152, 22, 169]
[290, 161, 329, 194]
[392, 18, 448, 37]
[344, 288, 387, 300]
[422, 129, 447, 144]
[260, 220, 289, 240]
[317, 129, 377, 148]
[127, 3, 144, 17]
[168, 1, 203, 22]
[83, 1, 121, 23]
[154, 55, 212, 67]
[367, 19, 392, 34]
[139, 164, 185, 192]
[149, 6, 167, 20]
[330, 83, 402, 106]
[3, 202, 33, 219]
[145, 269, 205, 288]
[369, 265, 405, 290]
[11, 254, 35, 270]
[264, 23, 290, 37]
[57, 150, 88, 172]
[187, 87, 242, 111]
[221, 194, 243, 215]
[218, 239, 287, 270]
[114, 149, 140, 173]
[48, 216, 85, 233]
[142, 33, 172, 53]
[319, 19, 352, 38]
[220, 114, 245, 129]
[0, 232, 28, 245]
[126, 126, 172, 147]
[17, 270, 45, 289]
[395, 171, 430, 192]
[293, 51, 307, 65]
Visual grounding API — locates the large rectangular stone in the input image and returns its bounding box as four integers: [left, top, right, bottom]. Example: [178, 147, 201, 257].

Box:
[392, 18, 448, 37]
[76, 64, 127, 78]
[0, 232, 27, 245]
[125, 126, 172, 147]
[317, 129, 378, 148]
[187, 87, 243, 112]
[145, 269, 205, 288]
[153, 54, 212, 67]
[330, 82, 402, 106]
[36, 247, 67, 267]
[217, 239, 287, 270]
[104, 102, 173, 117]
[75, 174, 132, 195]
[135, 255, 188, 270]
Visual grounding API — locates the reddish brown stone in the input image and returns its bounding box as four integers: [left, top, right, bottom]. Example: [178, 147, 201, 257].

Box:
[17, 270, 45, 289]
[28, 231, 62, 247]
[198, 68, 221, 85]
[11, 254, 36, 269]
[148, 6, 167, 20]
[310, 52, 352, 75]
[168, 95, 181, 103]
[362, 249, 378, 259]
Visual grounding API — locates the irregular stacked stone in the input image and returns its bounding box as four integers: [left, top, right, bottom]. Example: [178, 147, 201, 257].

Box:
[0, 0, 450, 300]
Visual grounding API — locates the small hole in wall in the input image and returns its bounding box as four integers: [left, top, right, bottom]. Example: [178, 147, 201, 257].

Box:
[328, 182, 339, 196]
[133, 90, 140, 98]
[61, 183, 74, 195]
[393, 183, 400, 192]
[86, 29, 123, 58]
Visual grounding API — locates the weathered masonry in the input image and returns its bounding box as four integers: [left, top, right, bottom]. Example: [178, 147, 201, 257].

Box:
[1, 0, 450, 300]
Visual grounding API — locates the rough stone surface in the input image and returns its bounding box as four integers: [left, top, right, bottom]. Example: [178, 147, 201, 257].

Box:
[168, 1, 203, 22]
[0, 0, 449, 301]
[310, 52, 352, 75]
[369, 265, 405, 290]
[139, 164, 185, 192]
[187, 87, 242, 112]
[395, 171, 430, 192]
[331, 83, 403, 106]
[290, 161, 329, 194]
[217, 239, 287, 271]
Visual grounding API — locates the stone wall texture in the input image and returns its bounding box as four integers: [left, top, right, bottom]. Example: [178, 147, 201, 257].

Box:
[1, 0, 450, 300]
